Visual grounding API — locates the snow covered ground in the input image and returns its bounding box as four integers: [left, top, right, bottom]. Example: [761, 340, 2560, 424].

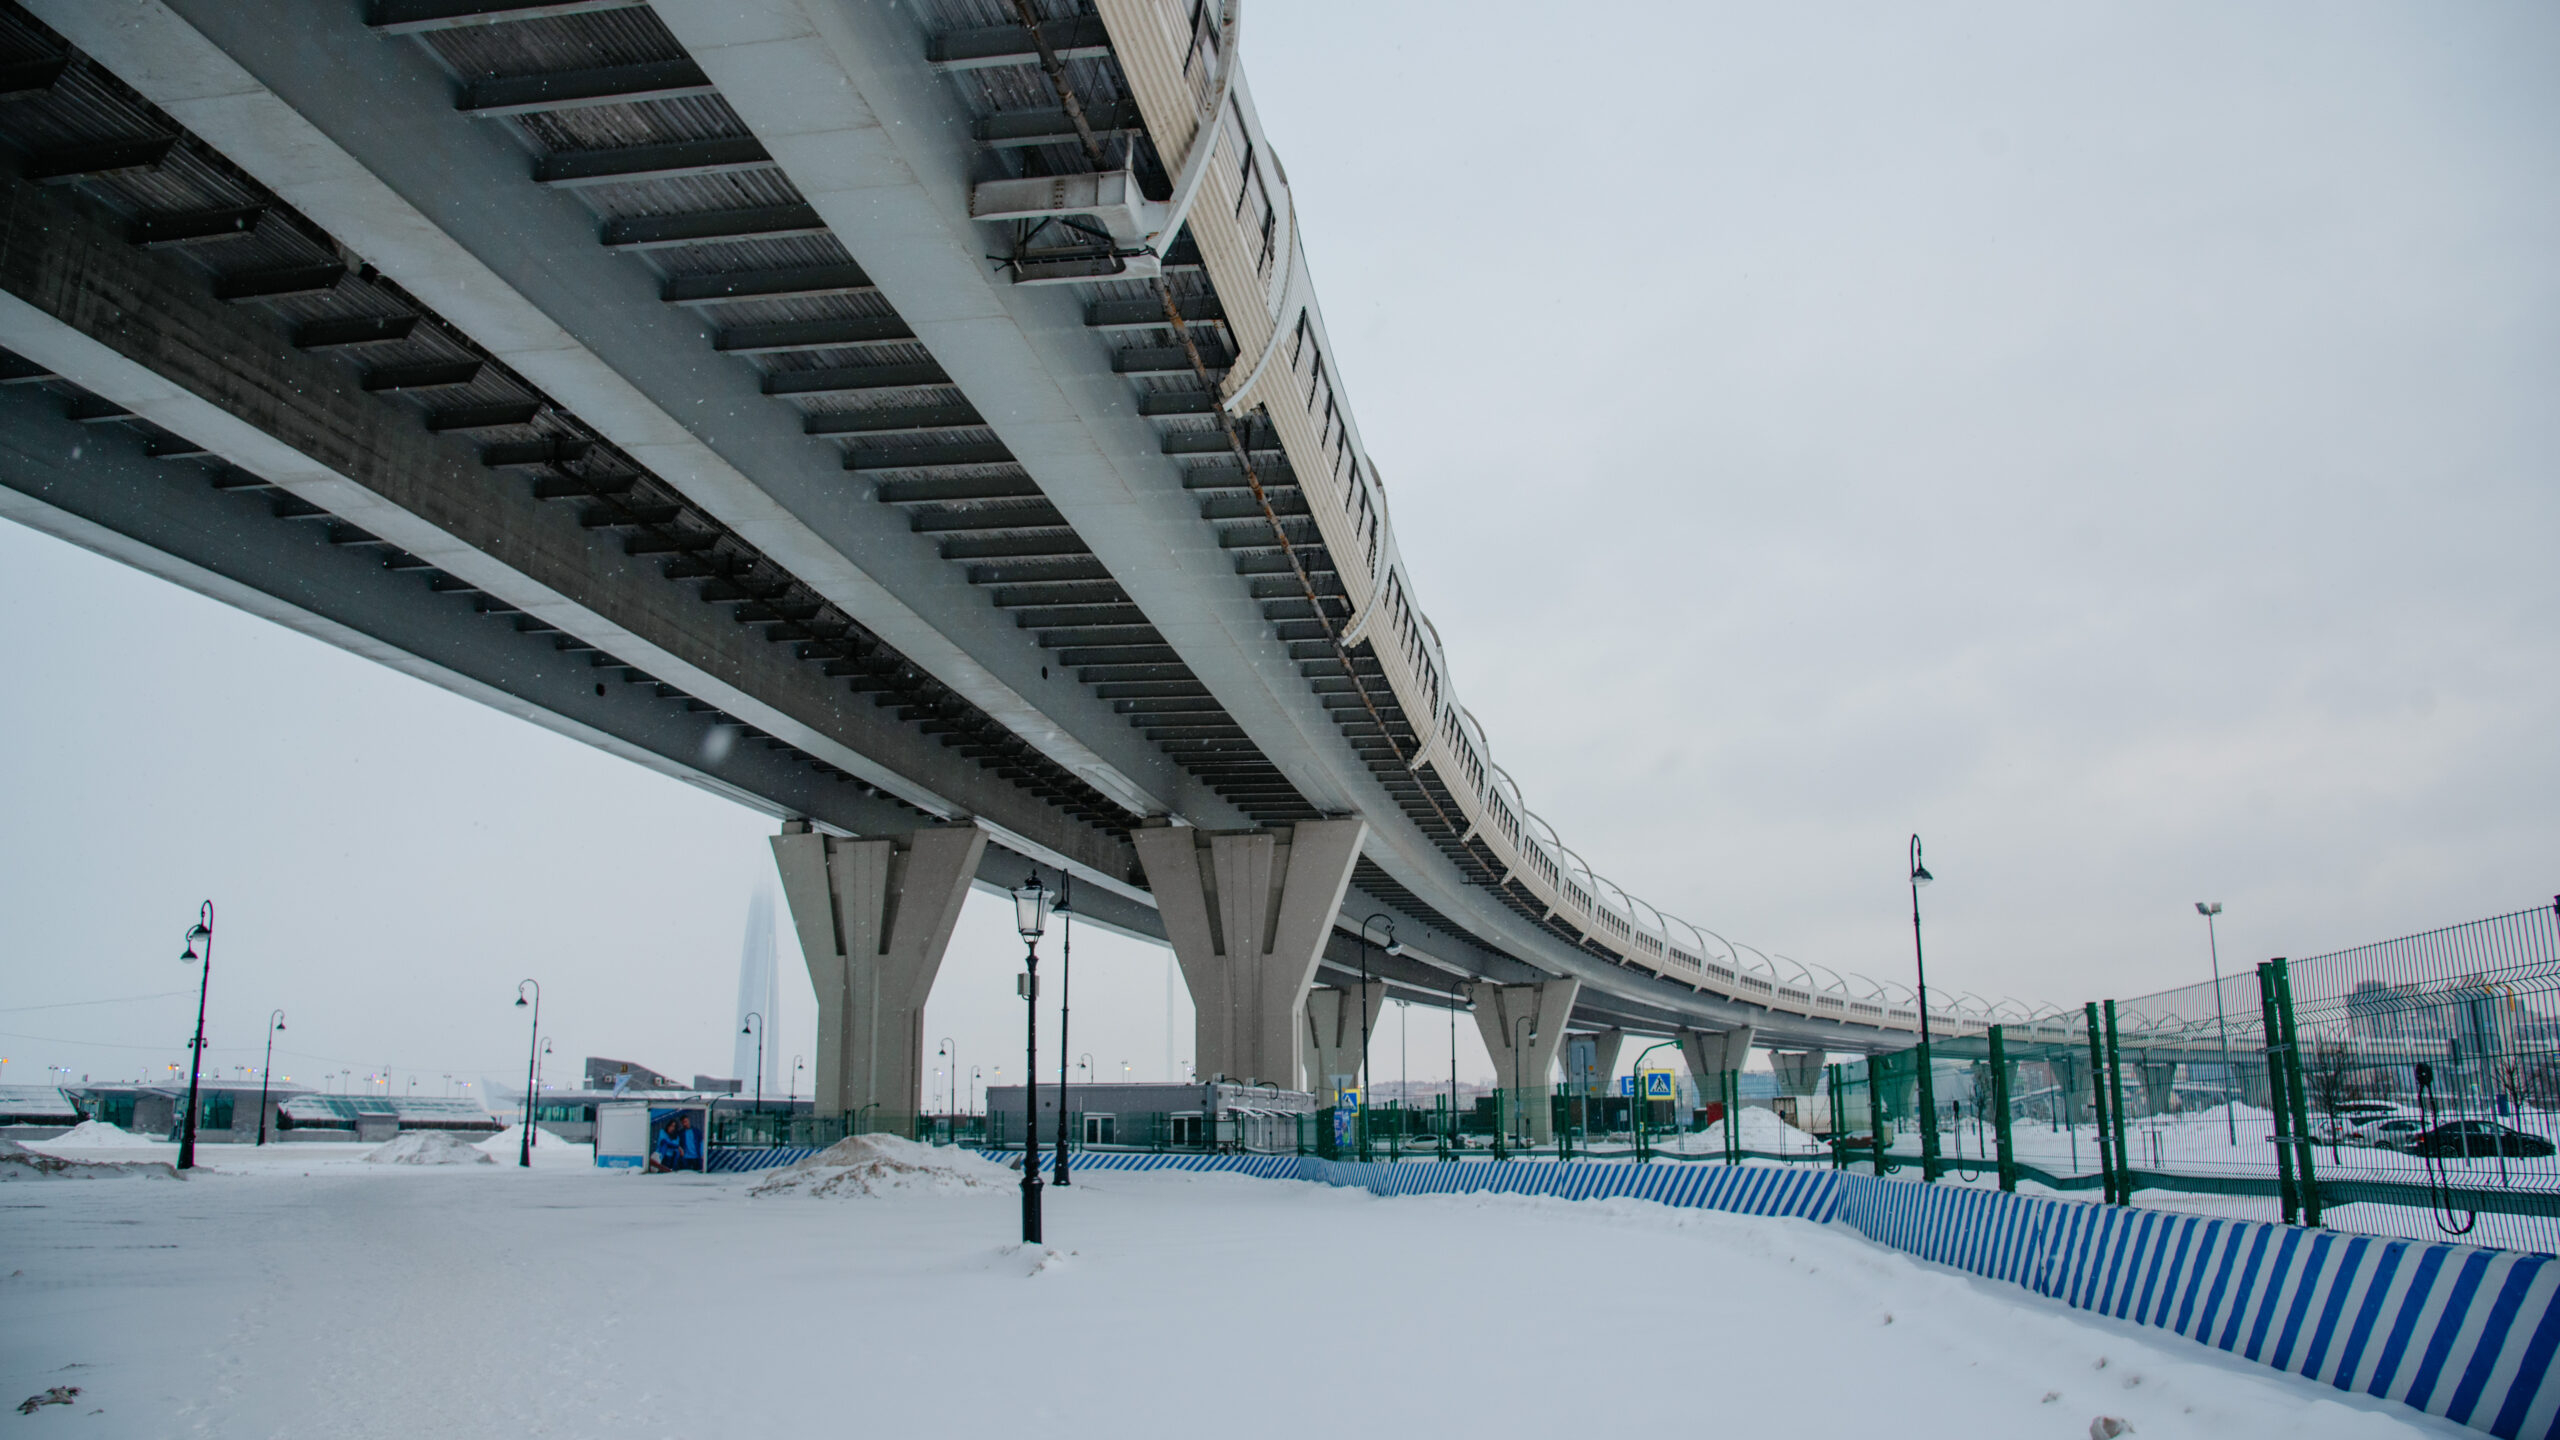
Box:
[0, 1135, 2468, 1438]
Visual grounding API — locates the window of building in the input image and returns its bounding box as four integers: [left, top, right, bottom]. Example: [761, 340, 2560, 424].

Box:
[1169, 1113, 1203, 1147]
[1083, 1114, 1116, 1145]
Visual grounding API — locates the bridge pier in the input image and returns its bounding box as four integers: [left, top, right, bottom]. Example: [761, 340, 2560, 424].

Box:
[1303, 983, 1386, 1107]
[770, 821, 987, 1122]
[1468, 979, 1580, 1144]
[1770, 1049, 1827, 1097]
[1679, 1026, 1757, 1114]
[1132, 820, 1368, 1091]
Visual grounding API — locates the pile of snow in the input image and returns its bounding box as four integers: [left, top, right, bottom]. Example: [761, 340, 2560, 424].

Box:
[364, 1131, 496, 1165]
[751, 1135, 1013, 1199]
[0, 1136, 177, 1181]
[1653, 1105, 1826, 1156]
[34, 1120, 158, 1149]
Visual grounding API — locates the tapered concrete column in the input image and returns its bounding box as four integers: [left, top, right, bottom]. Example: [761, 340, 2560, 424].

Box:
[1679, 1025, 1757, 1106]
[1469, 978, 1580, 1143]
[1770, 1050, 1826, 1097]
[1562, 1029, 1625, 1099]
[1132, 819, 1367, 1090]
[770, 821, 987, 1120]
[1302, 982, 1385, 1106]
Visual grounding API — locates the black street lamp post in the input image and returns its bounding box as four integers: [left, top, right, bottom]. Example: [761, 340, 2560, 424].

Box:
[740, 1012, 765, 1114]
[1909, 836, 1940, 1182]
[177, 902, 215, 1172]
[1448, 981, 1463, 1157]
[938, 1038, 957, 1122]
[1052, 876, 1075, 1187]
[1012, 872, 1055, 1243]
[256, 1009, 284, 1146]
[514, 979, 540, 1167]
[1356, 914, 1397, 1162]
[790, 1053, 804, 1107]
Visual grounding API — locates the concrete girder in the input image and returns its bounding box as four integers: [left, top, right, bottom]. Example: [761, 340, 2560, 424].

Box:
[771, 822, 987, 1120]
[0, 162, 1140, 888]
[1470, 979, 1579, 1144]
[36, 0, 1198, 846]
[1133, 819, 1367, 1091]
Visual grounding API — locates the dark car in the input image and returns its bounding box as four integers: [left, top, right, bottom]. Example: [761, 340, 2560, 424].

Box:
[2404, 1120, 2557, 1159]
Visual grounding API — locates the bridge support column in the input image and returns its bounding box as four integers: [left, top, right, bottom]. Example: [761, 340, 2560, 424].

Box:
[1679, 1026, 1757, 1112]
[770, 821, 987, 1122]
[1302, 983, 1386, 1107]
[1132, 819, 1367, 1091]
[1563, 1029, 1625, 1100]
[1770, 1050, 1826, 1097]
[1469, 979, 1580, 1144]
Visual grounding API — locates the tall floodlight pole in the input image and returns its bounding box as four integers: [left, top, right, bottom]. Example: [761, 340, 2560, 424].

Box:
[176, 902, 215, 1171]
[256, 1010, 284, 1145]
[2197, 902, 2235, 1145]
[513, 980, 541, 1167]
[740, 1012, 765, 1115]
[1909, 836, 1940, 1182]
[1012, 872, 1054, 1243]
[1053, 875, 1076, 1187]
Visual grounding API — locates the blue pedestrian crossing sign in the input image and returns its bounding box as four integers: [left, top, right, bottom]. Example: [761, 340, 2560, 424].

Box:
[1622, 1071, 1676, 1099]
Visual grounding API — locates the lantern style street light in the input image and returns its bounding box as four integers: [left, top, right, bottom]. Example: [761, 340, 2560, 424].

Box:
[740, 1012, 765, 1115]
[513, 980, 541, 1167]
[1356, 914, 1398, 1160]
[1909, 836, 1940, 1182]
[1012, 872, 1054, 1243]
[256, 1011, 285, 1145]
[177, 902, 215, 1171]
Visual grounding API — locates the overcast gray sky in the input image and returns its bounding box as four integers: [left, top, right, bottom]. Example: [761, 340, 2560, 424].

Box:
[2, 2, 2553, 1098]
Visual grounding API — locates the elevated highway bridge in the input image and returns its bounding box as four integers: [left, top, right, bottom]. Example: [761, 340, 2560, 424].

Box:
[0, 0, 2024, 1132]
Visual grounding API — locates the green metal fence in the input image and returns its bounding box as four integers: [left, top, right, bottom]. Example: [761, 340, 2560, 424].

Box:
[1836, 901, 2560, 1255]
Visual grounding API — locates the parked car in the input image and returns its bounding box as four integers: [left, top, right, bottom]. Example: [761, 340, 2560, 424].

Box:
[2352, 1117, 2429, 1150]
[2404, 1121, 2557, 1159]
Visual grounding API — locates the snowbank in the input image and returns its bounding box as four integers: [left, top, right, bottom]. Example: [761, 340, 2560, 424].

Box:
[31, 1119, 159, 1149]
[1653, 1105, 1825, 1155]
[365, 1131, 496, 1165]
[750, 1135, 1013, 1199]
[0, 1136, 177, 1181]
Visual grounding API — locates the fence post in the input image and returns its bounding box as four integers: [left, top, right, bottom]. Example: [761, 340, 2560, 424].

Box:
[1988, 1024, 2017, 1192]
[2255, 961, 2300, 1224]
[2103, 1000, 2132, 1197]
[1826, 1063, 1847, 1170]
[2270, 957, 2321, 1227]
[1866, 1057, 1890, 1176]
[1723, 1070, 1740, 1164]
[2083, 1002, 2117, 1203]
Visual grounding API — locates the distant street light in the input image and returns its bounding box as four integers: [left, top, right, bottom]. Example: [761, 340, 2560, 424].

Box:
[1909, 836, 1940, 1182]
[2197, 902, 2236, 1145]
[177, 902, 215, 1171]
[740, 1012, 765, 1115]
[514, 980, 541, 1166]
[790, 1053, 805, 1107]
[1012, 872, 1055, 1242]
[970, 1064, 984, 1117]
[256, 1010, 285, 1146]
[1357, 913, 1398, 1161]
[938, 1037, 958, 1118]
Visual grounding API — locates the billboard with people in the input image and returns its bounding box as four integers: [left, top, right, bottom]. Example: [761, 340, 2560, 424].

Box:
[647, 1105, 706, 1172]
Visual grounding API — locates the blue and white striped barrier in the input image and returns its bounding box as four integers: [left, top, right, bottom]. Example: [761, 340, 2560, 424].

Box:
[709, 1144, 2555, 1437]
